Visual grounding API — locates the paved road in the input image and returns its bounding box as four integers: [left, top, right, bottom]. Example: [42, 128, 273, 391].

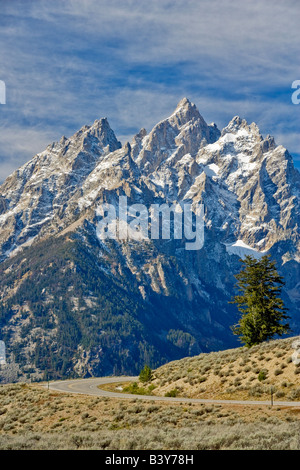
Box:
[47, 376, 300, 407]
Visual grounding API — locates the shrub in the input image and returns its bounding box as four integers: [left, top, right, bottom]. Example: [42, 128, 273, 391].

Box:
[258, 370, 267, 382]
[198, 376, 207, 383]
[165, 389, 178, 397]
[248, 384, 264, 397]
[288, 388, 300, 401]
[139, 365, 153, 383]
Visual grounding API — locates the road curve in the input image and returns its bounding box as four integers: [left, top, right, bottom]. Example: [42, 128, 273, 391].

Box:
[47, 376, 300, 407]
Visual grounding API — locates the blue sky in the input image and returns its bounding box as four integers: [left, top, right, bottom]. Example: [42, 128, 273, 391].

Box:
[0, 0, 299, 181]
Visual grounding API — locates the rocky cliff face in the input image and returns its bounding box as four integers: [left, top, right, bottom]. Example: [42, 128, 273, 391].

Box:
[0, 98, 299, 382]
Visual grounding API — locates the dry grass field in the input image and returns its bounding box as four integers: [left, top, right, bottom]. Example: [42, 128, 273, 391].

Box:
[0, 336, 300, 450]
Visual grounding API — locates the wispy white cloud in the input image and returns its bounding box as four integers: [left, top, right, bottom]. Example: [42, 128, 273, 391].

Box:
[0, 0, 299, 182]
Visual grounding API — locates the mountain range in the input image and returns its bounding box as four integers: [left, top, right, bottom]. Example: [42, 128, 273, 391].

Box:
[0, 97, 299, 382]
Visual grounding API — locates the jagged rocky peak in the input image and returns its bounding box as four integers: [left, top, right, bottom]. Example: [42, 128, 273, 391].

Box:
[89, 117, 121, 152]
[148, 97, 209, 141]
[219, 116, 279, 158]
[221, 115, 262, 139]
[225, 118, 279, 162]
[43, 117, 121, 159]
[198, 115, 278, 171]
[171, 98, 221, 149]
[168, 97, 203, 126]
[135, 98, 221, 172]
[69, 117, 122, 153]
[168, 97, 219, 141]
[134, 128, 147, 140]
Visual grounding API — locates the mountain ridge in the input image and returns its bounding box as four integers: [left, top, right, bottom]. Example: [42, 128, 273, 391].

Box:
[0, 98, 299, 382]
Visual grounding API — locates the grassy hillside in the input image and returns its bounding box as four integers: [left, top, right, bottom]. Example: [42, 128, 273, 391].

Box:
[140, 336, 300, 402]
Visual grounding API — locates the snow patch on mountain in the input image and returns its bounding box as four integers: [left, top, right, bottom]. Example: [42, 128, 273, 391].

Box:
[224, 240, 265, 259]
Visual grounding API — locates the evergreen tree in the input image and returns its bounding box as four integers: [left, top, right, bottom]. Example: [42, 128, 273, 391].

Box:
[139, 364, 153, 383]
[231, 254, 290, 347]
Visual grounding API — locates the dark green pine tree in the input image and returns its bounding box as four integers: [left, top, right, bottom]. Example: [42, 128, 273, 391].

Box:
[139, 365, 153, 383]
[231, 254, 290, 347]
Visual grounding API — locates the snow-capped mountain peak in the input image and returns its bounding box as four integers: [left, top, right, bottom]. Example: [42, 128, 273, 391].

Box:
[0, 98, 299, 380]
[0, 98, 299, 263]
